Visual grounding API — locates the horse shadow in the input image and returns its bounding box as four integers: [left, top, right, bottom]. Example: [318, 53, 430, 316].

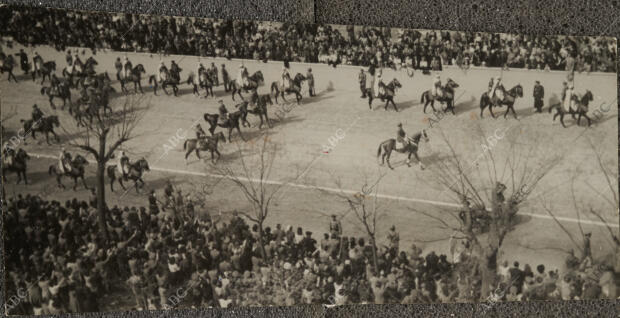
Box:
[392, 98, 418, 112]
[267, 114, 305, 129]
[305, 90, 334, 104]
[452, 96, 478, 116]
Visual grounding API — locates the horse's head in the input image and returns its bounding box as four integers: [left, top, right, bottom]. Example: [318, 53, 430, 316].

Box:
[584, 90, 593, 103]
[392, 78, 402, 89]
[216, 132, 226, 143]
[204, 113, 215, 123]
[138, 158, 150, 171]
[446, 78, 459, 88]
[235, 101, 249, 111]
[294, 73, 306, 83]
[49, 61, 56, 71]
[16, 148, 30, 161]
[263, 95, 273, 105]
[253, 71, 264, 82]
[514, 84, 523, 97]
[74, 154, 89, 166]
[87, 57, 98, 65]
[136, 64, 145, 73]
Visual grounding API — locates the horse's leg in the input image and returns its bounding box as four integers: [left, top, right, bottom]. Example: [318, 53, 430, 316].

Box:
[214, 149, 221, 163]
[386, 150, 394, 170]
[585, 114, 592, 127]
[559, 113, 567, 128]
[81, 175, 89, 190]
[72, 176, 79, 191]
[510, 105, 518, 119]
[195, 149, 201, 159]
[118, 177, 127, 190]
[236, 125, 246, 142]
[392, 99, 399, 112]
[138, 81, 144, 94]
[489, 105, 496, 119]
[110, 176, 115, 192]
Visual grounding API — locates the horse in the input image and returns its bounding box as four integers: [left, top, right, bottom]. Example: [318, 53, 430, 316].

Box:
[230, 71, 265, 101]
[479, 84, 524, 119]
[548, 90, 594, 128]
[377, 130, 429, 170]
[107, 158, 150, 193]
[41, 82, 72, 110]
[238, 95, 273, 129]
[420, 78, 460, 114]
[365, 78, 403, 111]
[120, 64, 146, 94]
[0, 53, 18, 82]
[271, 73, 306, 104]
[187, 69, 215, 98]
[2, 148, 30, 184]
[203, 110, 246, 143]
[183, 132, 226, 163]
[32, 61, 56, 84]
[20, 115, 60, 145]
[48, 154, 90, 190]
[79, 71, 112, 91]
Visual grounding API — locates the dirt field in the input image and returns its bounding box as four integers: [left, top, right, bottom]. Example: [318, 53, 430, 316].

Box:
[1, 43, 618, 270]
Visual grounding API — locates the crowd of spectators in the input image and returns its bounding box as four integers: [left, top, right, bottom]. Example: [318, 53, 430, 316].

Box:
[1, 6, 616, 73]
[4, 184, 618, 314]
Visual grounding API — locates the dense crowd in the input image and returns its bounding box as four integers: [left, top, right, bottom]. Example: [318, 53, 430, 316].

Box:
[0, 6, 616, 72]
[4, 184, 617, 314]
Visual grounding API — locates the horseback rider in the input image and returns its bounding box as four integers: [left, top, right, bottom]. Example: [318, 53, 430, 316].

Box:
[158, 61, 168, 83]
[118, 150, 130, 180]
[58, 147, 72, 174]
[218, 100, 229, 125]
[221, 64, 230, 92]
[210, 62, 219, 86]
[114, 57, 123, 79]
[431, 75, 442, 99]
[31, 104, 44, 129]
[489, 76, 504, 105]
[196, 62, 205, 84]
[2, 142, 15, 166]
[237, 64, 249, 88]
[396, 123, 412, 150]
[122, 56, 132, 79]
[563, 83, 575, 113]
[195, 123, 208, 147]
[282, 61, 291, 90]
[32, 51, 43, 74]
[65, 50, 73, 67]
[73, 53, 83, 73]
[16, 49, 28, 74]
[170, 60, 181, 80]
[373, 68, 383, 98]
[50, 74, 60, 94]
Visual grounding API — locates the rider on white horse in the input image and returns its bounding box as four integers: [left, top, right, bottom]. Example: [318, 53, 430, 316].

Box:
[58, 147, 72, 173]
[118, 150, 130, 180]
[373, 68, 383, 98]
[32, 52, 43, 74]
[282, 61, 291, 89]
[563, 83, 575, 113]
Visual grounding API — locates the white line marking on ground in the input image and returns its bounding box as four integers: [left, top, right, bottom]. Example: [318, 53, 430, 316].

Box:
[28, 152, 618, 228]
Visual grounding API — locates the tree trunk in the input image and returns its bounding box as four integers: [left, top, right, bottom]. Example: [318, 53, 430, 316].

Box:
[97, 134, 109, 241]
[258, 219, 267, 260]
[370, 236, 379, 273]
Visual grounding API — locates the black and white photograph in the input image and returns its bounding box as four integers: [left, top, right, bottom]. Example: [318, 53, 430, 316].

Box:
[0, 4, 618, 314]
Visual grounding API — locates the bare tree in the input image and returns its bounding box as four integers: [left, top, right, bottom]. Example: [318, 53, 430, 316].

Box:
[410, 124, 561, 300]
[62, 94, 149, 240]
[213, 133, 305, 259]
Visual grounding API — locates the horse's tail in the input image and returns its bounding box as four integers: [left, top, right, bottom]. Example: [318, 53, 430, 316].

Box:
[148, 75, 156, 85]
[480, 94, 488, 108]
[420, 91, 426, 103]
[48, 165, 55, 175]
[40, 87, 47, 95]
[271, 81, 278, 94]
[62, 68, 67, 77]
[377, 143, 383, 157]
[183, 139, 188, 150]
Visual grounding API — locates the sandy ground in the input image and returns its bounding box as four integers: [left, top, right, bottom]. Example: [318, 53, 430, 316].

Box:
[1, 43, 618, 271]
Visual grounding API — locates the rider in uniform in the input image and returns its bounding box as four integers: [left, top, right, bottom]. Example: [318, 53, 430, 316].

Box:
[32, 52, 43, 76]
[196, 62, 205, 84]
[2, 142, 15, 166]
[210, 62, 219, 86]
[122, 56, 132, 80]
[237, 64, 249, 89]
[73, 53, 83, 74]
[16, 49, 29, 74]
[218, 100, 229, 125]
[431, 75, 442, 99]
[114, 57, 123, 79]
[31, 104, 44, 129]
[533, 80, 545, 113]
[396, 123, 412, 150]
[282, 60, 291, 90]
[50, 74, 61, 95]
[195, 124, 207, 147]
[563, 83, 575, 113]
[170, 60, 181, 80]
[221, 64, 230, 92]
[58, 147, 72, 174]
[118, 150, 130, 180]
[489, 76, 504, 105]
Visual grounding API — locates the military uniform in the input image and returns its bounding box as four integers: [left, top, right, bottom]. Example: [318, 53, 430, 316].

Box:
[358, 70, 366, 98]
[533, 81, 544, 112]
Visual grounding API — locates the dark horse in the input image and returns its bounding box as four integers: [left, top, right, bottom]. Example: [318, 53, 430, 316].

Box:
[120, 64, 146, 94]
[203, 111, 246, 143]
[187, 69, 216, 98]
[41, 81, 71, 110]
[183, 132, 226, 163]
[48, 154, 90, 190]
[548, 90, 594, 128]
[479, 84, 524, 119]
[238, 95, 273, 129]
[0, 53, 18, 82]
[20, 115, 60, 145]
[230, 71, 265, 101]
[365, 78, 403, 111]
[2, 148, 30, 184]
[33, 61, 56, 84]
[149, 67, 181, 96]
[377, 130, 429, 170]
[271, 73, 306, 104]
[420, 78, 460, 114]
[107, 158, 150, 193]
